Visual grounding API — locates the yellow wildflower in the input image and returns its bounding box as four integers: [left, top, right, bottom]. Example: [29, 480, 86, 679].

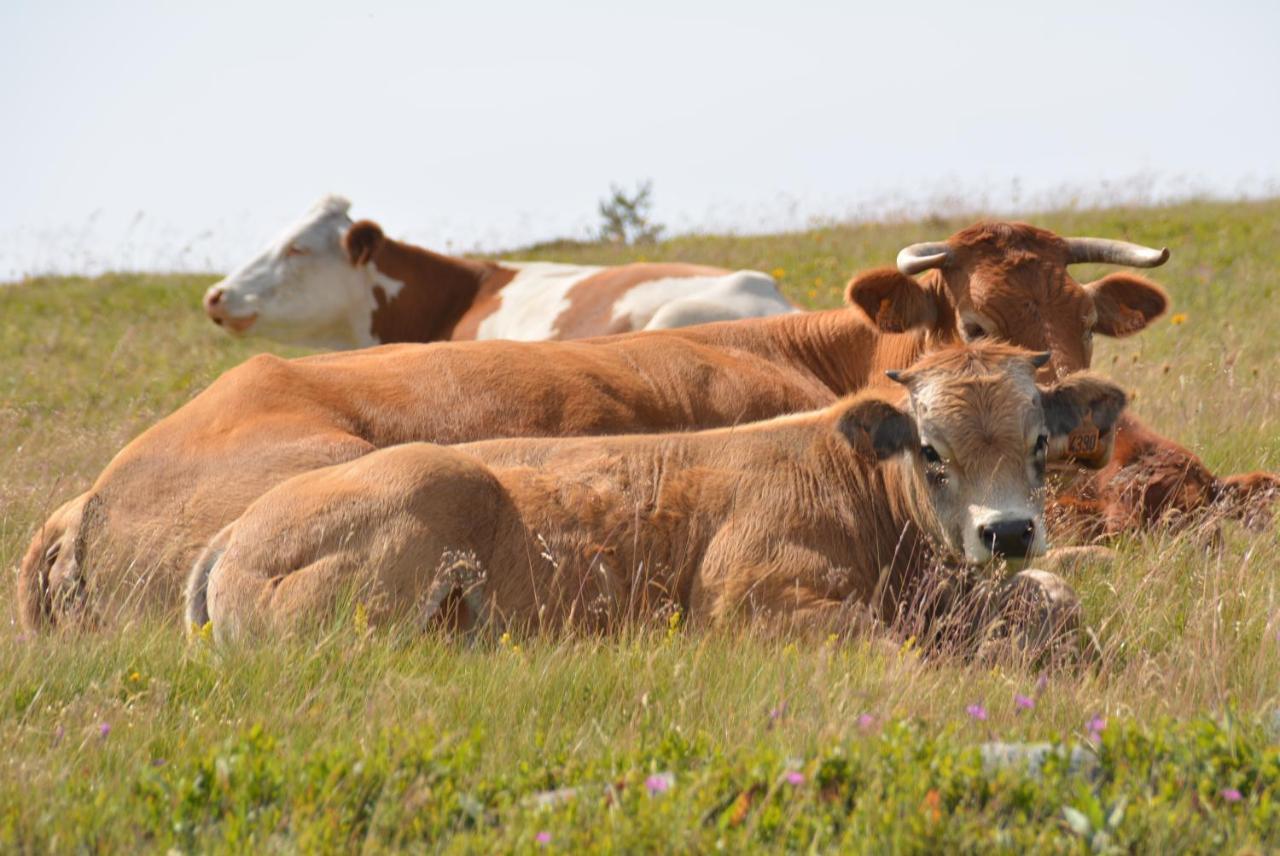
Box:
[772, 267, 786, 280]
[1170, 313, 1188, 326]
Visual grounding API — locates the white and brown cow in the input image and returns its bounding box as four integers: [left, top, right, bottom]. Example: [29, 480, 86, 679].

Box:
[202, 196, 795, 348]
[185, 343, 1128, 642]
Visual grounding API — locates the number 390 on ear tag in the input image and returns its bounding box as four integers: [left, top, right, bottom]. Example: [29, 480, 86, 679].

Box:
[1067, 426, 1099, 456]
[1066, 420, 1103, 465]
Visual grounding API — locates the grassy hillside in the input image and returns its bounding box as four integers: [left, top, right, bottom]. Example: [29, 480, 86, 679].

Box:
[2, 199, 1280, 849]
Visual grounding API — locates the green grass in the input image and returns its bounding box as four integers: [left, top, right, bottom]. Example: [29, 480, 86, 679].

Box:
[3, 198, 1280, 850]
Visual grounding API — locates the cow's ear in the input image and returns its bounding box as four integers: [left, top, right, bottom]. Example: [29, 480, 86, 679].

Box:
[1041, 374, 1128, 467]
[835, 396, 918, 461]
[344, 220, 385, 267]
[845, 268, 939, 333]
[1086, 273, 1168, 337]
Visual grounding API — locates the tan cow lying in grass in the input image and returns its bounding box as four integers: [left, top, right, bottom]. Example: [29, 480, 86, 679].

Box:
[186, 343, 1128, 642]
[20, 221, 1269, 630]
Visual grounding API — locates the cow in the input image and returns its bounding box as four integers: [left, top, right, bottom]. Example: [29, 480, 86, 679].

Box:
[20, 221, 1267, 631]
[201, 196, 796, 349]
[874, 223, 1280, 535]
[184, 343, 1128, 643]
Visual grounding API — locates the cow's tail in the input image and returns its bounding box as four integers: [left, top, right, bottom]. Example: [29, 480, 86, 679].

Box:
[185, 524, 234, 635]
[16, 493, 92, 632]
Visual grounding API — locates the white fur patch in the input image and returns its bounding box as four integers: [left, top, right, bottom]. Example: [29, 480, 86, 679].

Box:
[613, 271, 796, 331]
[367, 266, 406, 301]
[475, 262, 603, 340]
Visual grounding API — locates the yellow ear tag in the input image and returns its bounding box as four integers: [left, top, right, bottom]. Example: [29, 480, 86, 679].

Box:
[1066, 414, 1106, 466]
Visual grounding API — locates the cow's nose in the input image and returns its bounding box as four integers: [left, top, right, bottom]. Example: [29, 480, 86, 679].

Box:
[203, 287, 227, 323]
[978, 518, 1035, 559]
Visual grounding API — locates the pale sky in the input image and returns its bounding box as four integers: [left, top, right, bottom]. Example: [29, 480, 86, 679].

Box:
[2, 0, 1278, 278]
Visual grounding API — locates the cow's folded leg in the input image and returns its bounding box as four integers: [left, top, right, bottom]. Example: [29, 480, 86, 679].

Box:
[1044, 493, 1109, 544]
[1037, 545, 1115, 576]
[418, 549, 498, 644]
[1214, 471, 1280, 532]
[206, 553, 361, 642]
[972, 569, 1086, 668]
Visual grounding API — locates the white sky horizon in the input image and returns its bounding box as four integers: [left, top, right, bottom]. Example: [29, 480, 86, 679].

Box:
[3, 1, 1278, 279]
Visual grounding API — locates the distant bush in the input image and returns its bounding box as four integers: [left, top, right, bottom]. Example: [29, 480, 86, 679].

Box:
[597, 180, 665, 245]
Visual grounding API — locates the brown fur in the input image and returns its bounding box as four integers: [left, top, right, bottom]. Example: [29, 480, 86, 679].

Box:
[1049, 420, 1280, 538]
[344, 221, 509, 343]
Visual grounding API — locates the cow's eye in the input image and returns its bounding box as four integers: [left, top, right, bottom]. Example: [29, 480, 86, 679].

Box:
[285, 245, 309, 257]
[921, 445, 948, 484]
[963, 322, 987, 341]
[1034, 435, 1048, 456]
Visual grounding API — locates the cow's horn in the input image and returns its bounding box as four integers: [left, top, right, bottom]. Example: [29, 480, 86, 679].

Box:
[1064, 237, 1169, 268]
[896, 242, 951, 276]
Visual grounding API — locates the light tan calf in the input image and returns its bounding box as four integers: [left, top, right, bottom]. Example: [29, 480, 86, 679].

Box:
[187, 343, 1127, 642]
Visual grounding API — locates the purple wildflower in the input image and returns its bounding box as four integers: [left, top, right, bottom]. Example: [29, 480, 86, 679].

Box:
[98, 722, 111, 739]
[966, 703, 988, 721]
[768, 701, 788, 725]
[857, 713, 876, 731]
[785, 771, 805, 786]
[1014, 693, 1035, 712]
[645, 773, 672, 796]
[535, 831, 552, 845]
[1086, 714, 1106, 737]
[1221, 788, 1243, 803]
[1035, 673, 1049, 695]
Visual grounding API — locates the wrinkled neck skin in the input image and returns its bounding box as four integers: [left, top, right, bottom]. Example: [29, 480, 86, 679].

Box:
[809, 274, 959, 395]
